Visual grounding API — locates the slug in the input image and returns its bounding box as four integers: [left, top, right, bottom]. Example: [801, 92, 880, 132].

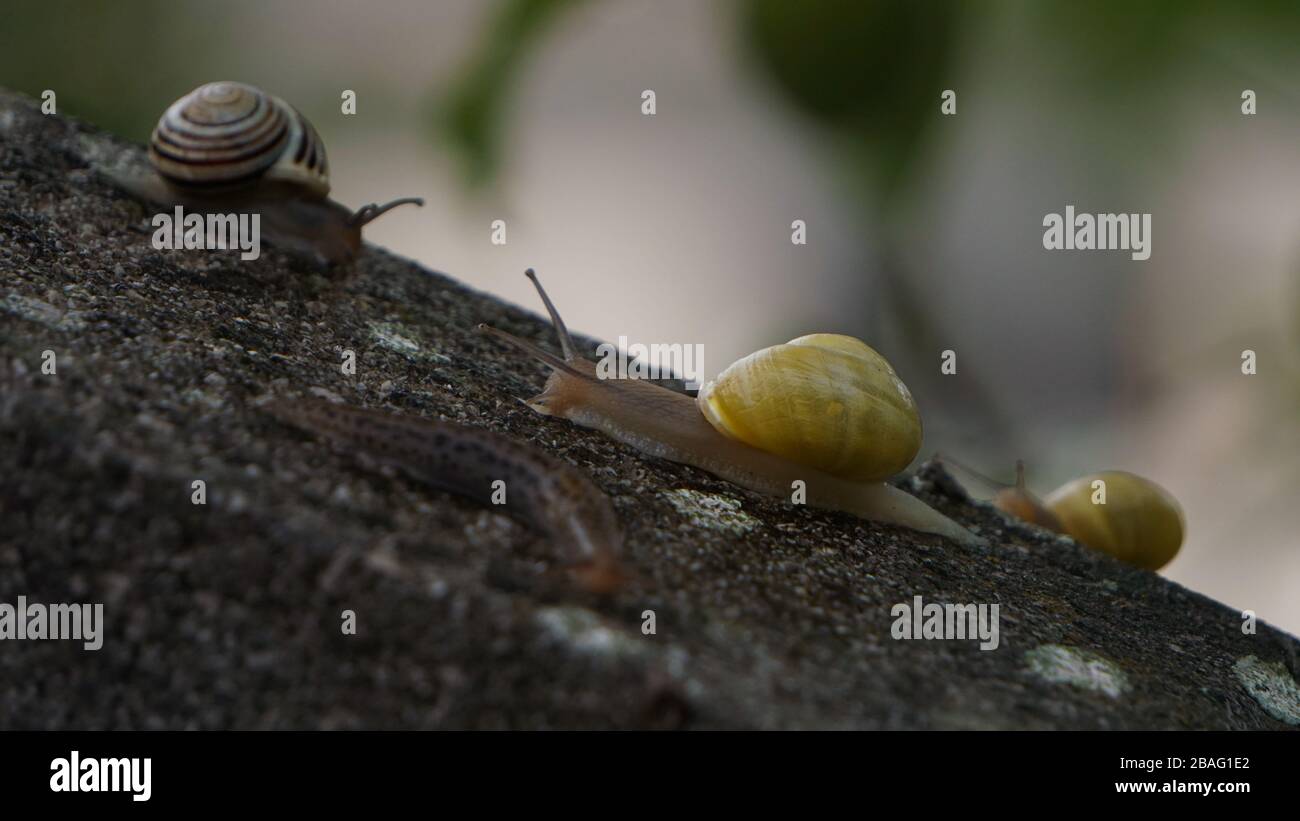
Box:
[479, 269, 982, 546]
[264, 398, 626, 592]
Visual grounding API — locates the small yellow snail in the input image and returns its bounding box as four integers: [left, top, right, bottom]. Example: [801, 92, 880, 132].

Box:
[993, 462, 1185, 570]
[479, 269, 980, 546]
[106, 81, 423, 265]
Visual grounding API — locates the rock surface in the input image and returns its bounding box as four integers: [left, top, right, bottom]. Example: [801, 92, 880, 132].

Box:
[1, 88, 1297, 729]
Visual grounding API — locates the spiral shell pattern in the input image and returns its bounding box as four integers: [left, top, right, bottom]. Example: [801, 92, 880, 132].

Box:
[149, 81, 329, 197]
[696, 334, 923, 482]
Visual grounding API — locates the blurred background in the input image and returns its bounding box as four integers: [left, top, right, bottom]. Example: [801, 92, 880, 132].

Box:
[2, 0, 1298, 634]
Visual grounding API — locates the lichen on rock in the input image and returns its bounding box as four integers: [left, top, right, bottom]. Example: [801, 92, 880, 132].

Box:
[1233, 655, 1300, 726]
[1025, 644, 1129, 699]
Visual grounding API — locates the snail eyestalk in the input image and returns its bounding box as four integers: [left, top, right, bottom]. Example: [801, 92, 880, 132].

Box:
[933, 452, 1012, 490]
[349, 197, 425, 228]
[524, 268, 578, 361]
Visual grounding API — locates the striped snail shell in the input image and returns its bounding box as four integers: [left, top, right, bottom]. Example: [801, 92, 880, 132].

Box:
[102, 80, 424, 266]
[149, 81, 329, 197]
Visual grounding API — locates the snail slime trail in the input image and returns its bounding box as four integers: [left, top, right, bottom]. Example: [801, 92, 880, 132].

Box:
[151, 205, 261, 260]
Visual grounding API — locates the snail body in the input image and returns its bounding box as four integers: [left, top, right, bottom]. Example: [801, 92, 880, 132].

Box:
[265, 397, 625, 593]
[480, 270, 980, 546]
[994, 464, 1184, 570]
[992, 460, 1062, 532]
[106, 81, 422, 265]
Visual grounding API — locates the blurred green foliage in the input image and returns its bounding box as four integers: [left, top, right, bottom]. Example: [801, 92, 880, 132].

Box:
[740, 0, 962, 205]
[436, 0, 589, 187]
[437, 0, 1300, 203]
[0, 0, 222, 140]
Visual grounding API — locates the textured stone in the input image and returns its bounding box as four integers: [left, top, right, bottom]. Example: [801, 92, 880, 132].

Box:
[1, 87, 1297, 729]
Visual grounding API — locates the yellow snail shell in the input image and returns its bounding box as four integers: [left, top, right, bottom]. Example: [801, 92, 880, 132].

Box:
[696, 333, 922, 481]
[1044, 471, 1185, 570]
[149, 81, 329, 197]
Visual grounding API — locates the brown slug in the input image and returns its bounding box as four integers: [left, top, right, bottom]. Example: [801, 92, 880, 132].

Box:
[264, 398, 626, 593]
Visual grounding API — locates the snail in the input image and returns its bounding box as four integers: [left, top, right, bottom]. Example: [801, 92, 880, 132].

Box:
[264, 397, 626, 593]
[478, 269, 981, 546]
[991, 460, 1063, 533]
[105, 81, 423, 265]
[993, 461, 1184, 570]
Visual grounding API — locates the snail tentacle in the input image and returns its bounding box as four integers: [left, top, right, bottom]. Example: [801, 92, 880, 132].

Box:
[524, 267, 579, 361]
[349, 197, 425, 228]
